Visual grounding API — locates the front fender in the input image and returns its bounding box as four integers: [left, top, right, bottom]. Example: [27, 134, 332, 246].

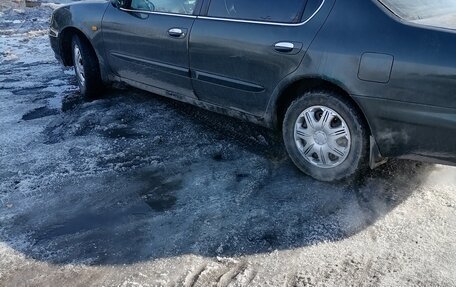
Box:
[50, 1, 110, 79]
[51, 1, 109, 41]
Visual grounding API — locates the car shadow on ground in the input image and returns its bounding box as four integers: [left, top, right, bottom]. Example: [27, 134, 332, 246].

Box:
[1, 88, 437, 266]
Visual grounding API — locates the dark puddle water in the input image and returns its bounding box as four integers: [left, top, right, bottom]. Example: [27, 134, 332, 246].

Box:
[136, 170, 183, 212]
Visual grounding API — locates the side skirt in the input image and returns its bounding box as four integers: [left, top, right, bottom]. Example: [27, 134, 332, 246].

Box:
[120, 77, 269, 128]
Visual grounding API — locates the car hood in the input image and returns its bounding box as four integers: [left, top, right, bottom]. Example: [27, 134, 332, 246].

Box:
[411, 14, 456, 30]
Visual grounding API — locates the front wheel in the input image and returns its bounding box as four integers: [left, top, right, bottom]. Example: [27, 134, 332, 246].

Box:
[282, 91, 369, 182]
[71, 35, 103, 99]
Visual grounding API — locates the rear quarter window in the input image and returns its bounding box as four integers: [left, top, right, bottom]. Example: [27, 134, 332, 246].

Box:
[207, 0, 308, 23]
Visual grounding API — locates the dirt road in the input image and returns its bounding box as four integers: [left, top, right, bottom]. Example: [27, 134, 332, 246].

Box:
[1, 5, 455, 287]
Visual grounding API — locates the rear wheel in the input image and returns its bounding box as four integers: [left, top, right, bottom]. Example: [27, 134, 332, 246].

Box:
[282, 91, 369, 182]
[71, 34, 103, 99]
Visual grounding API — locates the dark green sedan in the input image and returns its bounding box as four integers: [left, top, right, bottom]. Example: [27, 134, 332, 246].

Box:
[50, 0, 456, 181]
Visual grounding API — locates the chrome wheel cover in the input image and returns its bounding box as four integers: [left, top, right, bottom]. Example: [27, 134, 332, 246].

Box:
[73, 45, 85, 86]
[294, 106, 351, 169]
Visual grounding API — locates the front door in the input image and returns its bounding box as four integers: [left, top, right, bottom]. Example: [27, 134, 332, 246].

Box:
[102, 0, 200, 98]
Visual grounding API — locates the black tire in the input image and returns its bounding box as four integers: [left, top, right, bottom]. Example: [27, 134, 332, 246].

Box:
[282, 91, 369, 182]
[71, 34, 103, 99]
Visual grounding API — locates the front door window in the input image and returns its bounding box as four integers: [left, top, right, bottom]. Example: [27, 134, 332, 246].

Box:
[130, 0, 197, 15]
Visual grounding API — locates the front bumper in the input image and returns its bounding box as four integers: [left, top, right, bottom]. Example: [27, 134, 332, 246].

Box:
[49, 30, 62, 63]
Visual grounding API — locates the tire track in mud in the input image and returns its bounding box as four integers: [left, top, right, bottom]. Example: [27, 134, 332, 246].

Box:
[216, 262, 247, 287]
[182, 264, 208, 287]
[177, 260, 259, 287]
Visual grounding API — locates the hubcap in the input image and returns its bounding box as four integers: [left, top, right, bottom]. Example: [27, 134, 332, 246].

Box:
[294, 106, 351, 169]
[314, 131, 327, 145]
[73, 45, 85, 86]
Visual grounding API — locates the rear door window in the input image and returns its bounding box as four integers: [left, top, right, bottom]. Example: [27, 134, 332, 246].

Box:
[207, 0, 308, 23]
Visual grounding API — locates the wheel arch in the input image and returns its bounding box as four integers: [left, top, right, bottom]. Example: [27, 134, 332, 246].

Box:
[59, 26, 98, 67]
[271, 76, 373, 135]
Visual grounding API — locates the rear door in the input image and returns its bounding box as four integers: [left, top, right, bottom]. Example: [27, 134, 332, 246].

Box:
[102, 0, 201, 98]
[188, 0, 325, 116]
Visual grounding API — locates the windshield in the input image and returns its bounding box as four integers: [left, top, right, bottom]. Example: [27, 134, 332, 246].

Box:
[379, 0, 456, 20]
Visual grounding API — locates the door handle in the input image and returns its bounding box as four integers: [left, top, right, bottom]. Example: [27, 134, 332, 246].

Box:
[274, 42, 295, 52]
[168, 28, 185, 38]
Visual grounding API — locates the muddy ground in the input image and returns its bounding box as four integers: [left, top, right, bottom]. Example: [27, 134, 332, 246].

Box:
[0, 4, 455, 287]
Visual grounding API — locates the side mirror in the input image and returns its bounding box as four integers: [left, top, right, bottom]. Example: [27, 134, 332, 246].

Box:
[112, 0, 129, 9]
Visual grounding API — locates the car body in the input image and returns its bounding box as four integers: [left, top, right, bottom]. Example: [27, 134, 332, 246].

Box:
[49, 0, 456, 181]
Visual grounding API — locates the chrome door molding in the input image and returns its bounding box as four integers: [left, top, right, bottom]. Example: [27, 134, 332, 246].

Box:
[197, 0, 326, 27]
[120, 0, 325, 26]
[119, 7, 197, 18]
